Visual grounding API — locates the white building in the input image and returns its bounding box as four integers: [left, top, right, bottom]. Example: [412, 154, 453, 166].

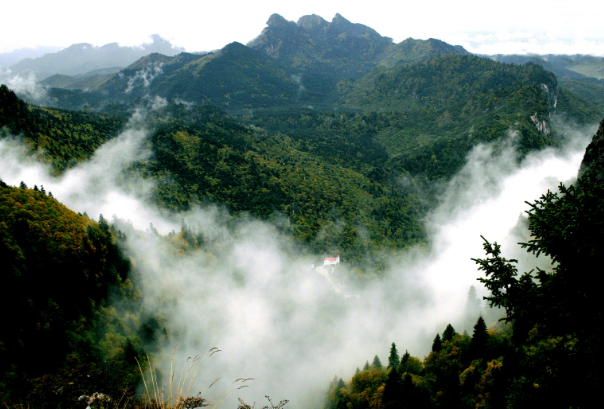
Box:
[323, 255, 340, 267]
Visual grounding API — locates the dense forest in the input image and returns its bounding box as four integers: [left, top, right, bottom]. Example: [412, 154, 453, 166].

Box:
[0, 181, 162, 406]
[2, 13, 604, 408]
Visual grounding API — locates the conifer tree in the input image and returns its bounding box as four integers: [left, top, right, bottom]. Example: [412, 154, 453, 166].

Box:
[372, 355, 382, 369]
[468, 316, 488, 360]
[387, 342, 400, 371]
[432, 333, 442, 352]
[19, 181, 27, 189]
[442, 324, 456, 342]
[363, 361, 370, 371]
[400, 350, 410, 373]
[99, 214, 110, 235]
[334, 378, 347, 409]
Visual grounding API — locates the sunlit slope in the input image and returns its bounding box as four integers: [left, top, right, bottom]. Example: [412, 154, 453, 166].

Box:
[0, 84, 126, 172]
[99, 43, 300, 109]
[140, 105, 426, 255]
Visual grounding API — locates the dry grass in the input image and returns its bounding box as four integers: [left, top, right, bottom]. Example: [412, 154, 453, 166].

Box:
[136, 346, 253, 409]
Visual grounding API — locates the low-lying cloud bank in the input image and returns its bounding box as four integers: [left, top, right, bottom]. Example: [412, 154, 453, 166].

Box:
[0, 115, 597, 408]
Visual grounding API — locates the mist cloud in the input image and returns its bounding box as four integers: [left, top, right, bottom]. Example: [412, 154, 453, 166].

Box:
[125, 63, 164, 93]
[0, 68, 48, 103]
[0, 111, 597, 408]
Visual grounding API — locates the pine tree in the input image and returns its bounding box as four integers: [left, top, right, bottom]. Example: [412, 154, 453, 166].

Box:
[99, 214, 110, 236]
[468, 316, 488, 360]
[40, 185, 46, 194]
[432, 333, 442, 352]
[363, 361, 370, 371]
[372, 355, 382, 369]
[442, 324, 456, 342]
[19, 181, 27, 189]
[388, 342, 400, 371]
[355, 367, 360, 374]
[400, 350, 410, 373]
[334, 378, 347, 409]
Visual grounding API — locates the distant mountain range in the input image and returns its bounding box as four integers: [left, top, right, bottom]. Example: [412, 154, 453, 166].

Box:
[0, 46, 64, 68]
[8, 35, 184, 80]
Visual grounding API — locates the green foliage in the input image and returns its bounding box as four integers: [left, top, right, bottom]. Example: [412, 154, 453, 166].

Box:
[0, 183, 154, 403]
[387, 343, 400, 371]
[101, 44, 301, 111]
[468, 317, 488, 361]
[556, 82, 604, 124]
[473, 170, 604, 406]
[442, 324, 456, 343]
[0, 84, 126, 173]
[338, 55, 557, 112]
[431, 334, 442, 352]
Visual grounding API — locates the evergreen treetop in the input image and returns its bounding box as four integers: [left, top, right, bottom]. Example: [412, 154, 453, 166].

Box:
[372, 355, 382, 369]
[431, 333, 442, 352]
[387, 342, 400, 371]
[442, 323, 456, 342]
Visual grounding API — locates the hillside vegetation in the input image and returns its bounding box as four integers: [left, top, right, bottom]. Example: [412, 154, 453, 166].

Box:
[0, 181, 157, 404]
[324, 120, 604, 409]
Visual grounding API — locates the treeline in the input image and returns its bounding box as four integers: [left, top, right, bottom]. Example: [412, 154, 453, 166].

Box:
[326, 318, 508, 409]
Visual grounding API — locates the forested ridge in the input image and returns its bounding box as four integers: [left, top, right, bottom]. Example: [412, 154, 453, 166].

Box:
[0, 84, 126, 172]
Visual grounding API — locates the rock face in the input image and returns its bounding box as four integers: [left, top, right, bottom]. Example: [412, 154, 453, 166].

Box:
[579, 117, 604, 184]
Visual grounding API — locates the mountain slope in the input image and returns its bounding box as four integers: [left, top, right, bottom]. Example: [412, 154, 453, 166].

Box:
[378, 37, 469, 68]
[98, 43, 300, 110]
[0, 84, 126, 172]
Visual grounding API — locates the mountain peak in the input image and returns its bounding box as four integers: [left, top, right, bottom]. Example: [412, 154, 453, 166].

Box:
[332, 13, 352, 27]
[297, 14, 329, 31]
[267, 13, 293, 28]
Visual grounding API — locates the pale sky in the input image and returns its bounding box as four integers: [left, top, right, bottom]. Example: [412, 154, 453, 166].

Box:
[1, 0, 604, 55]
